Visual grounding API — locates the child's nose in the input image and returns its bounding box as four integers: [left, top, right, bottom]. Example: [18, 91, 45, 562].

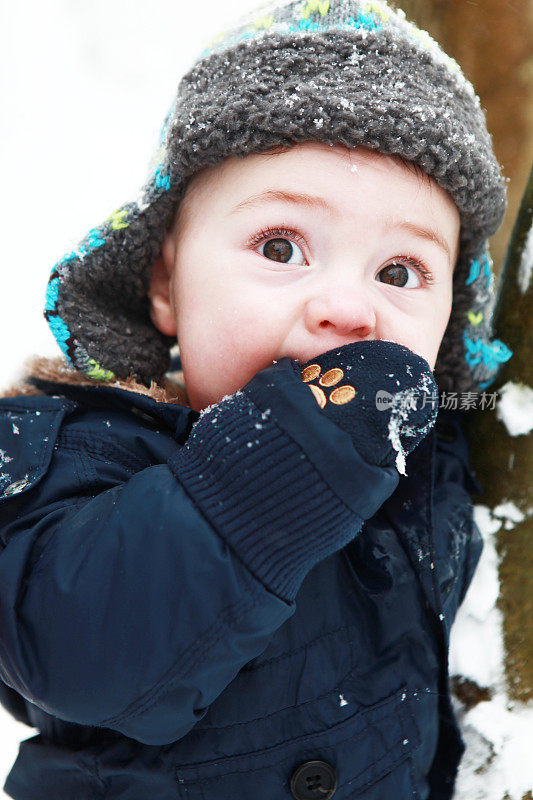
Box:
[304, 289, 377, 339]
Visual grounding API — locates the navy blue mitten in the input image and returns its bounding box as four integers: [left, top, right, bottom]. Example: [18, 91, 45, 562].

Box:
[298, 340, 438, 471]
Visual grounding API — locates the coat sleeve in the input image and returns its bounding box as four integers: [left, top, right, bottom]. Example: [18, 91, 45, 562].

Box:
[432, 409, 484, 628]
[0, 366, 399, 745]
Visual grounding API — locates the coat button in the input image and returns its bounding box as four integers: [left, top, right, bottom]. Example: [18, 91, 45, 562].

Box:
[290, 760, 337, 799]
[435, 418, 457, 442]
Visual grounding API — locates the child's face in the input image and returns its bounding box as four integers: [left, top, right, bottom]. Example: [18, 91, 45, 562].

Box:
[151, 142, 460, 411]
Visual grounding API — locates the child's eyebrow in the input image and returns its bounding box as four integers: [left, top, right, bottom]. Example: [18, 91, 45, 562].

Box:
[229, 189, 451, 260]
[229, 189, 334, 217]
[390, 219, 452, 260]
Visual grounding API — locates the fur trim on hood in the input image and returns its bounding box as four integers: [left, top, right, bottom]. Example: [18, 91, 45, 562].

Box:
[0, 355, 189, 406]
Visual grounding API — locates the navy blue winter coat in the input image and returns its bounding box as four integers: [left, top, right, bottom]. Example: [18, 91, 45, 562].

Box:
[0, 364, 482, 800]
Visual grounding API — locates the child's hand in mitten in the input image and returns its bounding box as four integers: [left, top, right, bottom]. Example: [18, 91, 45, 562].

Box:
[297, 340, 438, 472]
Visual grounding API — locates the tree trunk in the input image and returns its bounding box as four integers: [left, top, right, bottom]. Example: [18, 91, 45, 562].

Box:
[467, 167, 533, 703]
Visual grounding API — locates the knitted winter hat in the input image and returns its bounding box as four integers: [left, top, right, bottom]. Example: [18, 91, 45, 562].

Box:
[44, 0, 512, 393]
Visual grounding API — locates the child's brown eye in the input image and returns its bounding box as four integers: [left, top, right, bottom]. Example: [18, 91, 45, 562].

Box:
[377, 262, 421, 288]
[263, 238, 293, 262]
[259, 237, 305, 265]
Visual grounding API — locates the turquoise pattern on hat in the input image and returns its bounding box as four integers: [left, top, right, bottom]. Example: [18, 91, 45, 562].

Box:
[466, 252, 492, 288]
[47, 314, 71, 359]
[462, 243, 512, 388]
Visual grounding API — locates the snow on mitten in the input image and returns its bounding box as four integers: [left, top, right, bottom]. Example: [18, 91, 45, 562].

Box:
[299, 340, 438, 473]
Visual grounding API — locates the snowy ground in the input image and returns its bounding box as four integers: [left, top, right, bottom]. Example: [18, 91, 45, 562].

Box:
[1, 1, 531, 798]
[449, 390, 533, 799]
[450, 504, 533, 799]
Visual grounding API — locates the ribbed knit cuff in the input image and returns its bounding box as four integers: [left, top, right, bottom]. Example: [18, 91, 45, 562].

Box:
[168, 391, 360, 602]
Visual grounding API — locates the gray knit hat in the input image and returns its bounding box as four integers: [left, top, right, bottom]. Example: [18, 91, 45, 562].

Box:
[44, 0, 512, 392]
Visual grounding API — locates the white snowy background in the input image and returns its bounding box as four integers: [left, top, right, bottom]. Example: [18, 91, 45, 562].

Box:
[1, 2, 531, 798]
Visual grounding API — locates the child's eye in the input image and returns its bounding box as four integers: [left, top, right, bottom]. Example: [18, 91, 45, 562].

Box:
[249, 226, 306, 265]
[377, 257, 433, 288]
[247, 229, 433, 287]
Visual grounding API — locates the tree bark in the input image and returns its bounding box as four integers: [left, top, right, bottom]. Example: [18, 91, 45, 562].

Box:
[467, 167, 533, 703]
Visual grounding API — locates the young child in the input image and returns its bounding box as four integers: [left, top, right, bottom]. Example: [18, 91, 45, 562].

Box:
[0, 1, 512, 798]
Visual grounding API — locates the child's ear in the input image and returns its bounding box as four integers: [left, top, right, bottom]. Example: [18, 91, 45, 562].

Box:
[148, 234, 178, 337]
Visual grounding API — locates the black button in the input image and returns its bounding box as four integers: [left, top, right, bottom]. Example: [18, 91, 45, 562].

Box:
[435, 418, 457, 442]
[290, 760, 337, 799]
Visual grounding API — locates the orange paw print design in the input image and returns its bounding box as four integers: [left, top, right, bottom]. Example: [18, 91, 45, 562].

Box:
[301, 364, 356, 408]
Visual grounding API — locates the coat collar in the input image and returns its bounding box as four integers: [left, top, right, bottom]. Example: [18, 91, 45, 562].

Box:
[3, 355, 188, 403]
[5, 355, 198, 443]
